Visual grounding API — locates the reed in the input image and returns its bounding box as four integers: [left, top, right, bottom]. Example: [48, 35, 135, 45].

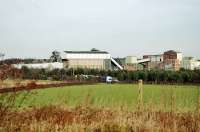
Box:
[0, 104, 199, 132]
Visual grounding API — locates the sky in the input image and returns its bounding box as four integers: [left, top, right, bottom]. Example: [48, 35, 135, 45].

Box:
[0, 0, 200, 59]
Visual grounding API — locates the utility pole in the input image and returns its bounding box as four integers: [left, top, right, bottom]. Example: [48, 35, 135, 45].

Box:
[137, 79, 144, 111]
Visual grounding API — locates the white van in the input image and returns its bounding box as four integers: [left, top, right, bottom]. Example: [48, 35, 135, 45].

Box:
[106, 76, 113, 83]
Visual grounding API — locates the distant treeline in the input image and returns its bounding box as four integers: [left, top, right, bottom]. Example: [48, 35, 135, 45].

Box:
[19, 67, 200, 84]
[1, 64, 200, 84]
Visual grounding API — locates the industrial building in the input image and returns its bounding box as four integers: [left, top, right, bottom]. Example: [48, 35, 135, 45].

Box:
[123, 56, 138, 71]
[181, 57, 200, 70]
[12, 49, 123, 71]
[139, 50, 183, 71]
[12, 49, 199, 72]
[116, 56, 150, 71]
[163, 50, 182, 71]
[143, 54, 163, 70]
[62, 50, 123, 70]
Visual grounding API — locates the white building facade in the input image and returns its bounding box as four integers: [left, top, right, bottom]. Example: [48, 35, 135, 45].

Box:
[181, 57, 200, 70]
[62, 51, 112, 70]
[13, 62, 64, 70]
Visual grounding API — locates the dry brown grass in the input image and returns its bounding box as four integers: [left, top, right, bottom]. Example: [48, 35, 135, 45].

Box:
[0, 105, 199, 132]
[0, 79, 62, 89]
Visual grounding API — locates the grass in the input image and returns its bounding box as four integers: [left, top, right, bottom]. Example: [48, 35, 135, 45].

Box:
[15, 83, 200, 111]
[1, 83, 200, 131]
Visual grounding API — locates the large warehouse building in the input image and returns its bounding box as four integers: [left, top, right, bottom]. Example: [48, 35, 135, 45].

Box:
[62, 50, 123, 70]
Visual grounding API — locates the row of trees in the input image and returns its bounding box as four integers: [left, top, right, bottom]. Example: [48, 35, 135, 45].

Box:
[1, 64, 200, 84]
[18, 67, 200, 84]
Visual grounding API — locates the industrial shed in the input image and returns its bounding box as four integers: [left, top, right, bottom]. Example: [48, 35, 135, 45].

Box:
[62, 50, 123, 70]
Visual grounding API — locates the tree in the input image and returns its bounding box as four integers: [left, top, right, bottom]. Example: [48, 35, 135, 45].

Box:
[91, 48, 100, 52]
[138, 71, 148, 81]
[50, 51, 62, 62]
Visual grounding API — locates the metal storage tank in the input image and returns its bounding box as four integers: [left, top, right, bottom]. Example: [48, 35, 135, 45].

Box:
[125, 56, 137, 64]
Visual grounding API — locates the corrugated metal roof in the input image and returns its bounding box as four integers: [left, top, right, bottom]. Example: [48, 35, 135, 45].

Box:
[64, 51, 109, 54]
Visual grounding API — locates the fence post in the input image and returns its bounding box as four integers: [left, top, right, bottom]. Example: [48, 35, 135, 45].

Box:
[138, 79, 143, 110]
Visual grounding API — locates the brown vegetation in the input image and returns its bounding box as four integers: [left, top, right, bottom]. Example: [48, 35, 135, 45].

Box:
[0, 80, 96, 93]
[0, 105, 200, 132]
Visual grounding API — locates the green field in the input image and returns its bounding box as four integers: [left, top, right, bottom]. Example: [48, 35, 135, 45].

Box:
[15, 84, 200, 111]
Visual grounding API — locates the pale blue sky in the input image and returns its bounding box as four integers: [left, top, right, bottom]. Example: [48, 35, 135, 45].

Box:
[0, 0, 200, 59]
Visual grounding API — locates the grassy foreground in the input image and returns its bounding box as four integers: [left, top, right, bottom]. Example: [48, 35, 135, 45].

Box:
[1, 83, 200, 131]
[15, 83, 200, 111]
